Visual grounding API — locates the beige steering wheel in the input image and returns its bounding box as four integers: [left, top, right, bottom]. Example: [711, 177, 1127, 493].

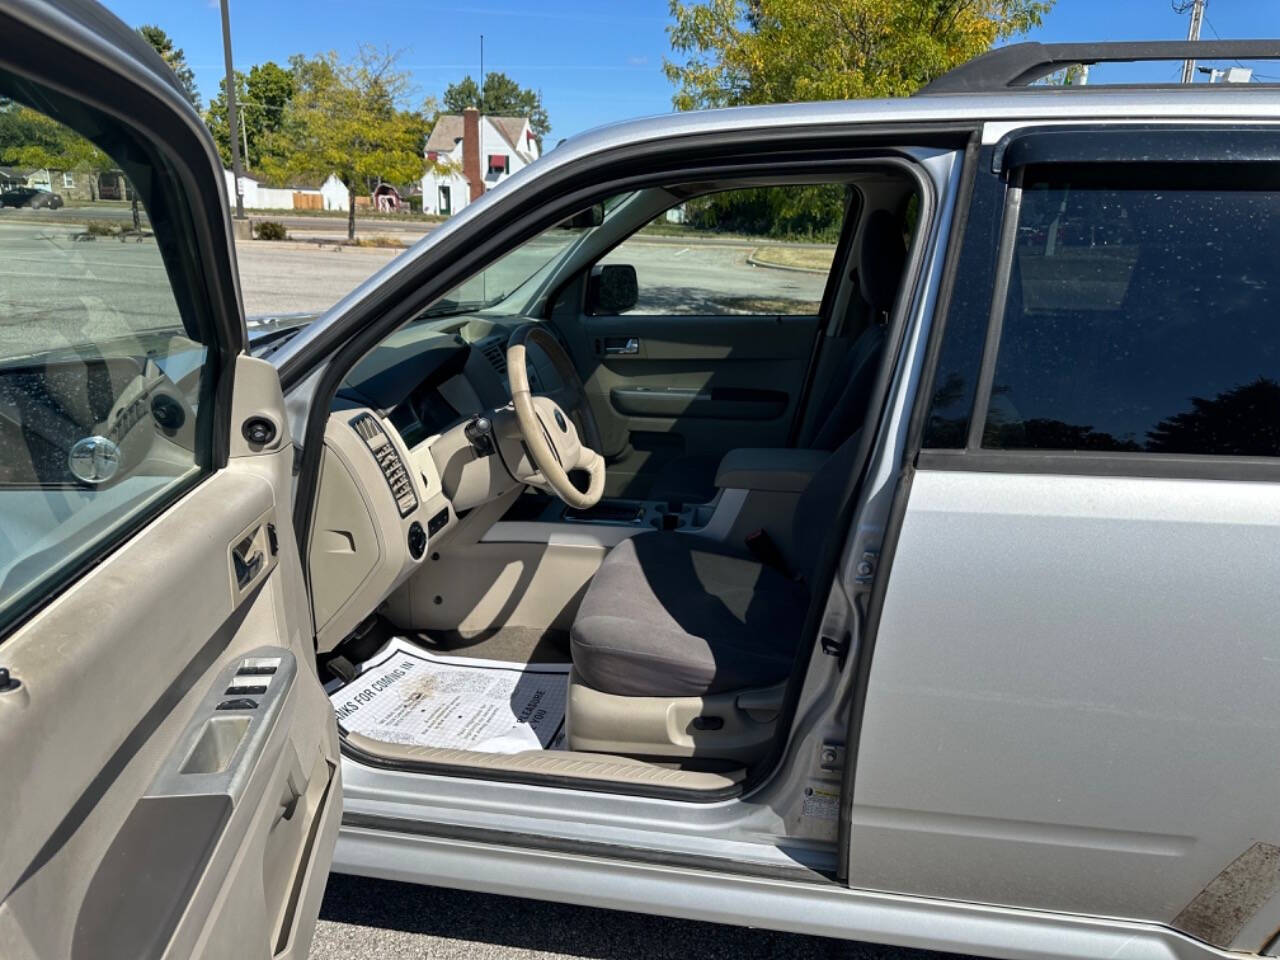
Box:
[506, 324, 606, 509]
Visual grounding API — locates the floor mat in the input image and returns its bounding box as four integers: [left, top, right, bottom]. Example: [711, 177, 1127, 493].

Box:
[329, 637, 570, 754]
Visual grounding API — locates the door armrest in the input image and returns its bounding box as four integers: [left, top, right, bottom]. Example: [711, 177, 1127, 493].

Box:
[714, 447, 829, 493]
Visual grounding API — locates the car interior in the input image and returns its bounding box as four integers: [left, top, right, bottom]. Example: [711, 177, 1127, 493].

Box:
[307, 168, 919, 794]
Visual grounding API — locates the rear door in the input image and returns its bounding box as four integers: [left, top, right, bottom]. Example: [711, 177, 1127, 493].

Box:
[0, 4, 339, 958]
[850, 124, 1280, 952]
[560, 184, 852, 501]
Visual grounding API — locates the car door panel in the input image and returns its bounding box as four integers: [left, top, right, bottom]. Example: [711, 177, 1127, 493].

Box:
[579, 314, 817, 498]
[0, 364, 339, 960]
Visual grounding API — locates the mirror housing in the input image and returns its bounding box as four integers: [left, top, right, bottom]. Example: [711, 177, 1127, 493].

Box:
[587, 263, 638, 315]
[557, 204, 604, 229]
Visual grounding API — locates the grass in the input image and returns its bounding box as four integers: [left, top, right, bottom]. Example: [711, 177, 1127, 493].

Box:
[348, 235, 408, 249]
[749, 244, 835, 273]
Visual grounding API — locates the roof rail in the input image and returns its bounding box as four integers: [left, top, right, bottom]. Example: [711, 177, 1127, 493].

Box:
[917, 40, 1280, 95]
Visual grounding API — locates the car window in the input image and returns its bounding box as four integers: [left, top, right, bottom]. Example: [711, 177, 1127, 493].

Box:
[979, 165, 1280, 457]
[595, 185, 848, 316]
[0, 83, 214, 634]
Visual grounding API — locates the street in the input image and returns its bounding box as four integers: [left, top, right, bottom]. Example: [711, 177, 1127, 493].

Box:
[310, 873, 975, 960]
[0, 212, 831, 359]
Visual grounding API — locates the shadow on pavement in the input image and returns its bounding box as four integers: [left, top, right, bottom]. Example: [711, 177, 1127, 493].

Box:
[318, 873, 977, 960]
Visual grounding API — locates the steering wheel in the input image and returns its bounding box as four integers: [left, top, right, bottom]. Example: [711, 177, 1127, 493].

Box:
[505, 324, 606, 509]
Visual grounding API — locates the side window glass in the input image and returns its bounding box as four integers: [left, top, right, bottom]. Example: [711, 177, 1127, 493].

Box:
[0, 88, 212, 632]
[982, 165, 1280, 457]
[594, 185, 848, 316]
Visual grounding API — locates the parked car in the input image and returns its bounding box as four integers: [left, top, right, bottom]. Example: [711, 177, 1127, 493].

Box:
[6, 5, 1280, 960]
[0, 185, 63, 208]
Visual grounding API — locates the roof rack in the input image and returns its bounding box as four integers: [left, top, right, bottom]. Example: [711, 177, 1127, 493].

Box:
[917, 40, 1280, 95]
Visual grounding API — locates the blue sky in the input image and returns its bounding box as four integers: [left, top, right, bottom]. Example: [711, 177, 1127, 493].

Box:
[100, 0, 1280, 141]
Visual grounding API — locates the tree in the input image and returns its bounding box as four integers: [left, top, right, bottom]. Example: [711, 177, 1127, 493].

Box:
[663, 0, 1053, 109]
[206, 61, 294, 168]
[137, 25, 201, 111]
[267, 48, 426, 240]
[442, 72, 550, 146]
[0, 100, 112, 197]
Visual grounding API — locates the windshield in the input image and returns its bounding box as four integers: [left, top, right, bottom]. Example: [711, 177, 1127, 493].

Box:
[423, 194, 632, 318]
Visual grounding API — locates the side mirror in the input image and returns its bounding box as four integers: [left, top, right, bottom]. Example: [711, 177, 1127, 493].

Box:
[557, 203, 604, 229]
[587, 263, 638, 315]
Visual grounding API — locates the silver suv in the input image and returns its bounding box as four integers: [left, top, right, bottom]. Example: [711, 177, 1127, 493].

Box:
[1, 5, 1278, 959]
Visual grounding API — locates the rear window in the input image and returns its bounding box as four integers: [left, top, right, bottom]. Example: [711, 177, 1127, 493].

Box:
[982, 165, 1280, 456]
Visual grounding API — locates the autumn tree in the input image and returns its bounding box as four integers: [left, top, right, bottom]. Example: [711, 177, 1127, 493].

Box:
[267, 48, 426, 240]
[137, 25, 201, 110]
[206, 61, 294, 168]
[664, 0, 1053, 108]
[442, 72, 550, 146]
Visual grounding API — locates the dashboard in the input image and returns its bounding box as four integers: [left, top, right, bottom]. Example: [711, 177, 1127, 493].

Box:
[309, 316, 568, 651]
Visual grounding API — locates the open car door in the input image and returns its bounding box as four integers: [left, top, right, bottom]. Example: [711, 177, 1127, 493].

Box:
[0, 3, 340, 958]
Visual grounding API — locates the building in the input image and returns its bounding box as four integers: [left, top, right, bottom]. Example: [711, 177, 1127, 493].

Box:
[222, 170, 350, 212]
[421, 107, 539, 216]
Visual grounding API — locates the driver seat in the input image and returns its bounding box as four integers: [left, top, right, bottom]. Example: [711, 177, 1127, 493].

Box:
[566, 431, 862, 763]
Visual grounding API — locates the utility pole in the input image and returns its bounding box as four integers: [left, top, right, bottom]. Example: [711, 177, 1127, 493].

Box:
[1177, 0, 1207, 84]
[479, 34, 485, 109]
[219, 0, 245, 220]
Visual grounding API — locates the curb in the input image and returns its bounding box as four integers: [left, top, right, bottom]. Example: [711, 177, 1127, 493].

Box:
[745, 249, 832, 274]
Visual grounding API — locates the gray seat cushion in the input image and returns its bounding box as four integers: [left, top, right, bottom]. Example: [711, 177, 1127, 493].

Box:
[571, 533, 809, 698]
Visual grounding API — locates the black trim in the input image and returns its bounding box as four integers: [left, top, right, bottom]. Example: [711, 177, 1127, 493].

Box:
[918, 39, 1280, 94]
[917, 449, 1280, 482]
[995, 124, 1280, 174]
[340, 811, 836, 884]
[965, 168, 1022, 450]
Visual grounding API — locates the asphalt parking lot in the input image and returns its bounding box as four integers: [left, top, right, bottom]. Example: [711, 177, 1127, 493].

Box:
[309, 873, 976, 960]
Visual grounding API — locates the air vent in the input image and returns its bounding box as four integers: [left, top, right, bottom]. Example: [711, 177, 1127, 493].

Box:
[478, 337, 507, 376]
[351, 413, 382, 443]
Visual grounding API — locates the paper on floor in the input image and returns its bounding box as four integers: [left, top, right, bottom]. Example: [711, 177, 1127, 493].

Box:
[330, 637, 569, 754]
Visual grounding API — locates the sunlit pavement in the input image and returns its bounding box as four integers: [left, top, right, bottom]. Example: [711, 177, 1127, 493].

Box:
[309, 873, 976, 960]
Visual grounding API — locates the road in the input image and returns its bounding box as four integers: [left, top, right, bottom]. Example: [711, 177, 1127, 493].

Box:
[0, 215, 829, 359]
[309, 873, 974, 960]
[3, 203, 436, 235]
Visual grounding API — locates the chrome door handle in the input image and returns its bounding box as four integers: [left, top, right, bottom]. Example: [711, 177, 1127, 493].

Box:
[604, 337, 639, 355]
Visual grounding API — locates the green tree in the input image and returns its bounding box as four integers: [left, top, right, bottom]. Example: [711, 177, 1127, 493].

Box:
[206, 61, 294, 168]
[267, 48, 426, 240]
[664, 0, 1053, 108]
[137, 25, 201, 110]
[0, 100, 112, 197]
[442, 72, 550, 146]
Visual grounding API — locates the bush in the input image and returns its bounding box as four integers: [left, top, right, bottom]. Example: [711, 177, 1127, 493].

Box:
[255, 220, 287, 241]
[85, 220, 120, 236]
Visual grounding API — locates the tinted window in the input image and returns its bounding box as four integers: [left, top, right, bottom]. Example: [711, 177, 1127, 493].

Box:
[982, 166, 1280, 456]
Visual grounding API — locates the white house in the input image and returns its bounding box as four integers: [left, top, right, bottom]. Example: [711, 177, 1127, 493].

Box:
[222, 170, 349, 212]
[422, 108, 539, 217]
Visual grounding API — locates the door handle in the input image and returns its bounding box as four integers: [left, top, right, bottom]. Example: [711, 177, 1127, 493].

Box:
[233, 541, 264, 588]
[604, 337, 639, 355]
